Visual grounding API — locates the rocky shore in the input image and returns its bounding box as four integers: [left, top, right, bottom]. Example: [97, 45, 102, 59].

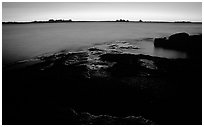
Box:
[3, 33, 202, 125]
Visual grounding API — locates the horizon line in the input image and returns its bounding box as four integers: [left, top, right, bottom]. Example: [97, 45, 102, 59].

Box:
[2, 20, 202, 23]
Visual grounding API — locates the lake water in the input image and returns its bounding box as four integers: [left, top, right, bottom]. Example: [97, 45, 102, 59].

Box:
[3, 22, 202, 65]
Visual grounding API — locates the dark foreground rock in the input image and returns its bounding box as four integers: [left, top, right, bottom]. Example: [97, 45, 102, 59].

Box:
[3, 39, 202, 125]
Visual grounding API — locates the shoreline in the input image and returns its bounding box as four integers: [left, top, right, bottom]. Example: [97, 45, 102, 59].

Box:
[3, 34, 193, 69]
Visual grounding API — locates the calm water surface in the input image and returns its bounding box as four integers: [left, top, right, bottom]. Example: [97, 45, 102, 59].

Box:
[3, 22, 202, 65]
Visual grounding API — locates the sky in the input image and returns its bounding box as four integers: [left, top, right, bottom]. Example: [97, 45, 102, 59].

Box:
[2, 2, 202, 22]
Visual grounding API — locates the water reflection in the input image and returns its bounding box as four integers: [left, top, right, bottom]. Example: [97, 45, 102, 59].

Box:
[153, 47, 187, 59]
[131, 40, 188, 59]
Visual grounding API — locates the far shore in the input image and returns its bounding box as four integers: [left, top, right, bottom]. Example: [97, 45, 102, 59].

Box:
[2, 20, 202, 24]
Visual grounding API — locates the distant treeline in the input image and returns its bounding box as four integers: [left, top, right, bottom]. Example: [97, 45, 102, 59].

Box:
[3, 19, 73, 24]
[2, 19, 201, 24]
[115, 19, 143, 22]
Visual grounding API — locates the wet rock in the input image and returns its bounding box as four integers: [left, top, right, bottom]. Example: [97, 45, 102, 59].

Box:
[108, 42, 139, 50]
[100, 53, 139, 63]
[78, 112, 154, 125]
[88, 47, 104, 52]
[139, 59, 157, 70]
[122, 116, 154, 125]
[116, 41, 128, 44]
[119, 45, 139, 49]
[99, 53, 160, 77]
[86, 61, 115, 78]
[88, 47, 105, 56]
[108, 44, 118, 49]
[64, 52, 88, 66]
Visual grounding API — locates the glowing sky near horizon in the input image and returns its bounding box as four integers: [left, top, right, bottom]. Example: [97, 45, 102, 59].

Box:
[2, 2, 202, 22]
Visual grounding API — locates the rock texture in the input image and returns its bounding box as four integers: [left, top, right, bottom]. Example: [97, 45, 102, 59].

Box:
[3, 33, 202, 125]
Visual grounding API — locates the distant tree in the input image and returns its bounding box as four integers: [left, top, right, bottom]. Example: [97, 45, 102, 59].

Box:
[116, 19, 129, 22]
[49, 19, 54, 22]
[139, 19, 143, 22]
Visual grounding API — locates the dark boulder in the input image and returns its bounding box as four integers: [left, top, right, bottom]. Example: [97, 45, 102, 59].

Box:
[154, 33, 202, 58]
[154, 37, 167, 47]
[168, 32, 190, 43]
[154, 32, 190, 50]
